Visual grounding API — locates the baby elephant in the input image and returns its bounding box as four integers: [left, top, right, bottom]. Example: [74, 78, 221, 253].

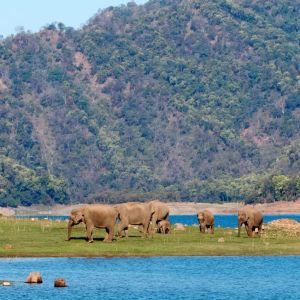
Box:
[197, 209, 214, 234]
[157, 220, 171, 234]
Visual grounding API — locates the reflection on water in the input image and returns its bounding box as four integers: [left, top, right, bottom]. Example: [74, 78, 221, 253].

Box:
[0, 256, 300, 299]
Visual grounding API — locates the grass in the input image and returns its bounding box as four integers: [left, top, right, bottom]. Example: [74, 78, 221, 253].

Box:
[0, 217, 300, 257]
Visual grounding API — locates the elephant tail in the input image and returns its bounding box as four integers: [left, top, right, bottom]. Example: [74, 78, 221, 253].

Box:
[166, 211, 170, 220]
[113, 205, 121, 221]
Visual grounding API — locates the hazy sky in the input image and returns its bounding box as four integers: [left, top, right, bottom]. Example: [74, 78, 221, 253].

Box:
[0, 0, 148, 37]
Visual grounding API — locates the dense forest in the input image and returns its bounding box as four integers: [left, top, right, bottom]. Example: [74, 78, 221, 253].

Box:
[0, 0, 300, 206]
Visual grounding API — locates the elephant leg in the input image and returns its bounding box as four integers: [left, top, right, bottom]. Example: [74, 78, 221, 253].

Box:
[103, 228, 109, 242]
[146, 216, 154, 237]
[86, 224, 94, 243]
[104, 227, 113, 243]
[258, 223, 263, 236]
[85, 224, 89, 241]
[151, 214, 158, 233]
[118, 223, 127, 238]
[117, 224, 123, 237]
[124, 227, 129, 239]
[143, 222, 150, 238]
[246, 223, 253, 237]
[206, 225, 209, 233]
[67, 220, 73, 241]
[245, 224, 249, 236]
[107, 225, 114, 242]
[237, 223, 242, 237]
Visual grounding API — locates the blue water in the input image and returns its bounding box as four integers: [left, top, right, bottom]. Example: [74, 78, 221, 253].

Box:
[1, 256, 300, 299]
[171, 214, 300, 227]
[18, 214, 300, 228]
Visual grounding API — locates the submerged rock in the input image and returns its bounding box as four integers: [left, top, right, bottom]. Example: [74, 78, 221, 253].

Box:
[0, 281, 13, 286]
[25, 272, 43, 284]
[54, 278, 67, 287]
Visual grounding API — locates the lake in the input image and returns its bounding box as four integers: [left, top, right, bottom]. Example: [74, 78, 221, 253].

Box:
[1, 256, 300, 299]
[18, 214, 300, 228]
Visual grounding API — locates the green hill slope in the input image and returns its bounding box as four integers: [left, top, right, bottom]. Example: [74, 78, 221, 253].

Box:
[0, 0, 300, 205]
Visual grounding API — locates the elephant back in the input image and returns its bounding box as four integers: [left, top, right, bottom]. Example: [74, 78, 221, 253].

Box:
[117, 202, 152, 224]
[83, 204, 118, 226]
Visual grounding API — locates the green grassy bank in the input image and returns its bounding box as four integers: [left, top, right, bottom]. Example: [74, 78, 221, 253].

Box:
[0, 217, 299, 257]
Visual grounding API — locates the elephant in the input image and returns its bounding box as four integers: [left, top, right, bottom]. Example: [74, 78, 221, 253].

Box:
[157, 220, 171, 234]
[115, 202, 154, 238]
[237, 207, 263, 237]
[67, 204, 118, 242]
[148, 200, 170, 232]
[197, 209, 214, 234]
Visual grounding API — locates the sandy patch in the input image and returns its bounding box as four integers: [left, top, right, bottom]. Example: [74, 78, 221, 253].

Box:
[0, 207, 15, 217]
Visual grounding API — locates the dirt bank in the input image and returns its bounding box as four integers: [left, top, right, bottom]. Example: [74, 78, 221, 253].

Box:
[168, 199, 300, 215]
[1, 199, 300, 217]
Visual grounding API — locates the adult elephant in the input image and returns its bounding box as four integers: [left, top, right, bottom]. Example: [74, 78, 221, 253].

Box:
[149, 200, 170, 231]
[237, 207, 263, 237]
[66, 204, 118, 242]
[197, 209, 214, 234]
[116, 202, 154, 238]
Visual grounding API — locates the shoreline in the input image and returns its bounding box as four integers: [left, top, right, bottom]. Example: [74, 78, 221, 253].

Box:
[1, 253, 300, 258]
[1, 199, 300, 217]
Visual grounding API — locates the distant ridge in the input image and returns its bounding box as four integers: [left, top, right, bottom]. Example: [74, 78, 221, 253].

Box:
[0, 0, 300, 206]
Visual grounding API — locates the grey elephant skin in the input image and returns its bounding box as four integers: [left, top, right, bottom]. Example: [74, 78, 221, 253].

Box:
[197, 209, 214, 234]
[149, 200, 170, 231]
[67, 204, 118, 242]
[237, 207, 263, 237]
[115, 202, 154, 238]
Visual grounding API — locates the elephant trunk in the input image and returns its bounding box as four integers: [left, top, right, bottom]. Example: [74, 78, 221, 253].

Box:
[200, 223, 205, 233]
[237, 220, 242, 237]
[67, 219, 74, 241]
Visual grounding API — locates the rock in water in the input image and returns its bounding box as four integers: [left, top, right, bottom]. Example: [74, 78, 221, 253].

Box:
[25, 272, 43, 284]
[54, 278, 67, 287]
[0, 281, 13, 286]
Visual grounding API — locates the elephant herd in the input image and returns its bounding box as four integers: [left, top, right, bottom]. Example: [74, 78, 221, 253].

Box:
[67, 201, 263, 242]
[197, 207, 264, 237]
[67, 200, 170, 242]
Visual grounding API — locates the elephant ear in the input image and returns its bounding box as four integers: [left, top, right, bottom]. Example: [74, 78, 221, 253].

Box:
[238, 210, 246, 221]
[75, 209, 84, 223]
[245, 211, 251, 221]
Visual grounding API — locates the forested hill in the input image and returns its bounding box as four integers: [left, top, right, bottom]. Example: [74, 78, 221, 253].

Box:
[1, 0, 300, 207]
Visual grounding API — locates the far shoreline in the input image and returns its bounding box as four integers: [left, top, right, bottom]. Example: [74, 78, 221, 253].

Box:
[1, 199, 300, 217]
[1, 253, 300, 258]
